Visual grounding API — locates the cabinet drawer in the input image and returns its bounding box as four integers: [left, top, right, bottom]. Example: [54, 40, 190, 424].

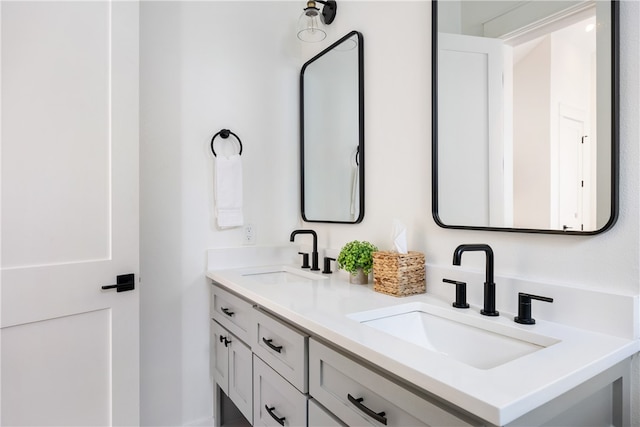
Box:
[309, 339, 475, 427]
[252, 308, 308, 393]
[253, 355, 307, 427]
[211, 284, 253, 343]
[309, 399, 346, 427]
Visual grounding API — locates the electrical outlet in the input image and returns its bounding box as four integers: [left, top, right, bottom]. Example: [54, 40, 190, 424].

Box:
[243, 223, 255, 245]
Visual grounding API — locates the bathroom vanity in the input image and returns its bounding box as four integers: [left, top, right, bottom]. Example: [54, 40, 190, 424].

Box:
[207, 253, 638, 427]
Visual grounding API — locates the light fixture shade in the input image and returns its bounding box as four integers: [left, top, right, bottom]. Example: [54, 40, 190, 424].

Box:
[297, 5, 327, 42]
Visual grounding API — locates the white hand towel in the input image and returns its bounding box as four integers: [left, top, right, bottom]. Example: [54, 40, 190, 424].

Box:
[214, 154, 244, 228]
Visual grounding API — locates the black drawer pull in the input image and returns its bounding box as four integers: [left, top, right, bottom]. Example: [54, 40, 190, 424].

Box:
[221, 307, 234, 317]
[347, 394, 387, 425]
[265, 405, 285, 426]
[262, 338, 283, 353]
[219, 335, 231, 347]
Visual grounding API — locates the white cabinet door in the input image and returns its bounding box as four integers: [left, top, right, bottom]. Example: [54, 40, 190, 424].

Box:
[211, 319, 252, 423]
[211, 320, 230, 395]
[229, 334, 253, 423]
[1, 1, 139, 425]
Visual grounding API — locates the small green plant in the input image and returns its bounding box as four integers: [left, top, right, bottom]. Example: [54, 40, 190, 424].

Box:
[337, 240, 379, 275]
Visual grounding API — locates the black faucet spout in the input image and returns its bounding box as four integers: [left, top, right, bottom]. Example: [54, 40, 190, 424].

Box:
[453, 244, 494, 285]
[290, 229, 319, 271]
[452, 244, 498, 316]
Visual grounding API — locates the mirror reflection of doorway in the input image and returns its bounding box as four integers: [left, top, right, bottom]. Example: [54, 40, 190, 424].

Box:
[509, 13, 596, 231]
[557, 107, 588, 231]
[435, 0, 615, 233]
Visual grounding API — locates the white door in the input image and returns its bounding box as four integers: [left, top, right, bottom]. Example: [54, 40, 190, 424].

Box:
[1, 2, 139, 426]
[437, 32, 506, 227]
[557, 107, 587, 231]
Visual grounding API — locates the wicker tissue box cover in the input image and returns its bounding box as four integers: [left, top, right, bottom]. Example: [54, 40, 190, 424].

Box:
[372, 251, 426, 297]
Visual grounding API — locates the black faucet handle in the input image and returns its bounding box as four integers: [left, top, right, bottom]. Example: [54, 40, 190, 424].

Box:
[515, 292, 554, 325]
[298, 252, 310, 269]
[443, 278, 470, 309]
[322, 257, 336, 274]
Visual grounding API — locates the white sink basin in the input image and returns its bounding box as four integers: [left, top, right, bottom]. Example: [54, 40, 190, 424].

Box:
[239, 265, 327, 284]
[348, 302, 560, 369]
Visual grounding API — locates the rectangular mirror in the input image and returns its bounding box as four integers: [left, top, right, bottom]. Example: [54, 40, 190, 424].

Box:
[300, 31, 364, 223]
[432, 1, 618, 234]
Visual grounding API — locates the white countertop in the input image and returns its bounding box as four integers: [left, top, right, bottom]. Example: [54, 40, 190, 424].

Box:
[207, 264, 640, 425]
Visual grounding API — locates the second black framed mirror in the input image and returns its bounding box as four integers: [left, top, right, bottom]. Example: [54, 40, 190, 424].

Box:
[300, 31, 365, 224]
[432, 1, 618, 234]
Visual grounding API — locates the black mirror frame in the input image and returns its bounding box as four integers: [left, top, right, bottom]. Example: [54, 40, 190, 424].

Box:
[300, 30, 365, 224]
[431, 1, 619, 235]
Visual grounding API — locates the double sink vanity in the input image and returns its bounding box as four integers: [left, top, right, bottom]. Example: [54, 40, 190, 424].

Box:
[207, 247, 639, 427]
[205, 1, 636, 425]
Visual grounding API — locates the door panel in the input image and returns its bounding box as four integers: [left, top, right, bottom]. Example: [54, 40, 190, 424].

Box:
[1, 1, 111, 269]
[0, 1, 139, 425]
[2, 310, 111, 426]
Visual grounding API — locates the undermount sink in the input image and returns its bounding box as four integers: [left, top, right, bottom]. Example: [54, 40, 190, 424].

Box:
[239, 265, 327, 284]
[348, 302, 560, 369]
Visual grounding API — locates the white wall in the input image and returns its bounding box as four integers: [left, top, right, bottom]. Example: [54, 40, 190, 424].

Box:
[140, 2, 302, 425]
[140, 1, 640, 425]
[513, 36, 551, 229]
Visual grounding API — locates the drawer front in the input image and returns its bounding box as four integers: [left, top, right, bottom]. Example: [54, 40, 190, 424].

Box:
[308, 399, 346, 427]
[252, 308, 308, 393]
[253, 355, 307, 427]
[211, 284, 253, 343]
[309, 339, 475, 427]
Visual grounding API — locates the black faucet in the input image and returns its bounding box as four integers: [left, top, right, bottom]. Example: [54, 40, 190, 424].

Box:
[290, 229, 320, 271]
[452, 244, 499, 316]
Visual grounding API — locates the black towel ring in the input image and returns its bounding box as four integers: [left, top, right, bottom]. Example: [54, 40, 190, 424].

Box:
[211, 129, 243, 157]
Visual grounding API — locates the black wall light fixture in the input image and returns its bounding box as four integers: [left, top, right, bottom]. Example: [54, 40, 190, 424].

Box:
[297, 0, 338, 42]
